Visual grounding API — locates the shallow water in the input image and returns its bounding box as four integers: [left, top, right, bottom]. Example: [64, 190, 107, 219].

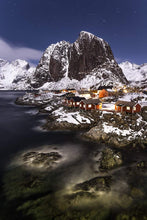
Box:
[0, 91, 104, 219]
[0, 91, 147, 220]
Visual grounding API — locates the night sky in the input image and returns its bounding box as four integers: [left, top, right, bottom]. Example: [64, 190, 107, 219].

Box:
[0, 0, 146, 64]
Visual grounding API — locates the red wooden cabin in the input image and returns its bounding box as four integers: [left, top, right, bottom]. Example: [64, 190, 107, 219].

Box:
[99, 89, 109, 98]
[63, 96, 74, 106]
[115, 100, 141, 113]
[79, 99, 102, 110]
[70, 97, 85, 108]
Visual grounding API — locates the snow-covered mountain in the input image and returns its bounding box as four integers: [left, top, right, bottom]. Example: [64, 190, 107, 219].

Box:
[1, 32, 146, 91]
[0, 59, 35, 90]
[31, 31, 127, 89]
[119, 61, 147, 86]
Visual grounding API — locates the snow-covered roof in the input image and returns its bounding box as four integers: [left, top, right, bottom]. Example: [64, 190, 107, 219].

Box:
[115, 100, 140, 107]
[82, 98, 101, 104]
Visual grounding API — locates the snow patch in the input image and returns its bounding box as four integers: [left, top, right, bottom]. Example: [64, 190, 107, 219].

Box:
[53, 107, 91, 125]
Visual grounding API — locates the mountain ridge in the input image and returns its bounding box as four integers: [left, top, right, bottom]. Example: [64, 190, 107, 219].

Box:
[32, 31, 127, 88]
[0, 59, 35, 90]
[0, 32, 146, 90]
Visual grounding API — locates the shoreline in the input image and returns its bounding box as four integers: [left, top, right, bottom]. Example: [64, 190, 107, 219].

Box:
[15, 92, 147, 149]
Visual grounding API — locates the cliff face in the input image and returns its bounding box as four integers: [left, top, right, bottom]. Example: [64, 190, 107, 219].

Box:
[68, 31, 114, 80]
[32, 31, 127, 88]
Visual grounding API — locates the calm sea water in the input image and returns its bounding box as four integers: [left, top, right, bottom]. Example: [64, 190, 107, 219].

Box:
[0, 91, 102, 219]
[0, 91, 147, 220]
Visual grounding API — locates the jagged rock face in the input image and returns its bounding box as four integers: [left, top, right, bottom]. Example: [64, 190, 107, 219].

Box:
[33, 41, 70, 87]
[32, 31, 127, 88]
[68, 32, 114, 80]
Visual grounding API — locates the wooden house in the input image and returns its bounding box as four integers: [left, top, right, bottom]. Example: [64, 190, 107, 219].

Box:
[70, 97, 85, 108]
[62, 89, 68, 93]
[64, 96, 85, 107]
[67, 89, 77, 94]
[79, 99, 102, 111]
[115, 100, 141, 113]
[63, 96, 73, 106]
[99, 89, 109, 98]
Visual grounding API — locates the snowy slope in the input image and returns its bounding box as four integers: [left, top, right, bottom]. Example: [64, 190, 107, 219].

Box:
[39, 59, 124, 90]
[0, 59, 35, 90]
[119, 61, 147, 83]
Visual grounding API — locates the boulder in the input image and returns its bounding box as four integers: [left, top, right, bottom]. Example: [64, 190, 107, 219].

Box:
[74, 176, 112, 192]
[100, 148, 123, 171]
[23, 151, 62, 169]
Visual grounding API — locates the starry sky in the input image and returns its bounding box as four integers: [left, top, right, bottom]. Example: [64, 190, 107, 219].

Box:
[0, 0, 146, 64]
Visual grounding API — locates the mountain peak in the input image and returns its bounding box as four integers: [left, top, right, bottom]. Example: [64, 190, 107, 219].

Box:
[79, 31, 103, 42]
[32, 32, 127, 88]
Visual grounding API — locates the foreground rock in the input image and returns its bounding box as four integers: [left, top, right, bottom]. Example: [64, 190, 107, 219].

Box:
[99, 148, 123, 171]
[23, 151, 62, 169]
[43, 107, 97, 131]
[84, 112, 147, 148]
[74, 175, 112, 192]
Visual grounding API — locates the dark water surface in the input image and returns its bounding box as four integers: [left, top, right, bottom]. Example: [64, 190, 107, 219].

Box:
[0, 91, 97, 169]
[0, 91, 147, 220]
[0, 91, 102, 219]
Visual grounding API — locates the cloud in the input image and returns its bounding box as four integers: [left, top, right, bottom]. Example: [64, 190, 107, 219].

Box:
[0, 37, 43, 62]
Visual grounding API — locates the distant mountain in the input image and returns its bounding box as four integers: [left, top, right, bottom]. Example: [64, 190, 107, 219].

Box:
[31, 31, 127, 89]
[2, 33, 146, 91]
[0, 59, 35, 90]
[119, 61, 147, 87]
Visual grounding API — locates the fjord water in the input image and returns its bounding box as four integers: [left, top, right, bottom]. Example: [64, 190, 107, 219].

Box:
[0, 91, 101, 219]
[0, 91, 147, 220]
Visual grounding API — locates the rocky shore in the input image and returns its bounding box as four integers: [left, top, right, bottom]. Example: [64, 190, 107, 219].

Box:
[15, 92, 147, 148]
[84, 111, 147, 148]
[3, 91, 147, 219]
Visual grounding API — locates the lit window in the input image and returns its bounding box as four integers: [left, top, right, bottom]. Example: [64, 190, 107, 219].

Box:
[83, 105, 85, 108]
[73, 102, 75, 105]
[133, 107, 136, 111]
[76, 102, 79, 105]
[126, 106, 130, 110]
[88, 104, 92, 107]
[80, 104, 81, 107]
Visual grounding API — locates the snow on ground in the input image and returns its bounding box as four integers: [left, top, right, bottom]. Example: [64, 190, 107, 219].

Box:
[101, 103, 115, 111]
[118, 92, 147, 108]
[102, 113, 147, 141]
[103, 122, 131, 136]
[45, 105, 54, 111]
[119, 93, 147, 103]
[102, 122, 144, 141]
[53, 107, 91, 125]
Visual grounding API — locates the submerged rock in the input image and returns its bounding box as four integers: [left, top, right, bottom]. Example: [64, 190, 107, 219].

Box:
[100, 148, 123, 171]
[23, 151, 62, 169]
[74, 175, 112, 192]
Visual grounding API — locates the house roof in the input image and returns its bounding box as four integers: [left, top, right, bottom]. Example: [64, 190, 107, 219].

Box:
[81, 99, 101, 105]
[115, 100, 139, 107]
[70, 96, 86, 102]
[67, 88, 76, 91]
[78, 91, 91, 94]
[98, 86, 113, 90]
[65, 96, 74, 100]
